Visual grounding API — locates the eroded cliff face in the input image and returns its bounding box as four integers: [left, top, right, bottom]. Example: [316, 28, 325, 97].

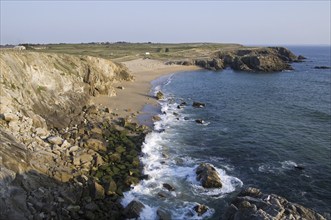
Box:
[0, 51, 132, 128]
[0, 51, 143, 219]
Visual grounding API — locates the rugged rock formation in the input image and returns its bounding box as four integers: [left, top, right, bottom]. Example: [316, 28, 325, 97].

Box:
[166, 47, 302, 72]
[196, 163, 222, 188]
[0, 51, 148, 219]
[223, 187, 326, 220]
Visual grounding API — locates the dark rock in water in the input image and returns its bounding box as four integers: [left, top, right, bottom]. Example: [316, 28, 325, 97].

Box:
[156, 91, 164, 100]
[152, 115, 161, 122]
[158, 191, 172, 198]
[194, 204, 209, 216]
[298, 55, 307, 60]
[180, 101, 187, 106]
[195, 119, 204, 124]
[184, 117, 189, 120]
[124, 200, 145, 219]
[196, 163, 222, 188]
[223, 187, 326, 220]
[192, 102, 206, 108]
[173, 112, 179, 116]
[314, 66, 331, 69]
[294, 165, 305, 170]
[163, 183, 175, 191]
[157, 208, 171, 220]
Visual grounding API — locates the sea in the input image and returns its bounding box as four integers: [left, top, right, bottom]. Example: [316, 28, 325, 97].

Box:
[122, 46, 331, 219]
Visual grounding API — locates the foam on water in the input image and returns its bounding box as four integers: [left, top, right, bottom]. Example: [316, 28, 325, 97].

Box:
[122, 79, 243, 219]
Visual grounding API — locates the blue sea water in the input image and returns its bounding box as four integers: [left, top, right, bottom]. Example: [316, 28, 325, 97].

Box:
[123, 46, 331, 219]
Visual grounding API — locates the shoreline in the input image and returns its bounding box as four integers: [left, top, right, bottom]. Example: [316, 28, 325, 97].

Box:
[91, 58, 201, 123]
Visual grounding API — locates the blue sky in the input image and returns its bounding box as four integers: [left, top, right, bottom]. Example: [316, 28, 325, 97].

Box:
[1, 1, 330, 45]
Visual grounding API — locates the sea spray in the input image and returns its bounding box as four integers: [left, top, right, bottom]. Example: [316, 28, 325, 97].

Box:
[122, 73, 243, 219]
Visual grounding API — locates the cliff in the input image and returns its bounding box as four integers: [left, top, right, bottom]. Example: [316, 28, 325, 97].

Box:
[0, 51, 146, 219]
[166, 47, 305, 72]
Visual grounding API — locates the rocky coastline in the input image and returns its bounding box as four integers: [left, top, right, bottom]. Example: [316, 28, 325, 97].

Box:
[0, 48, 327, 219]
[166, 47, 306, 72]
[0, 51, 148, 219]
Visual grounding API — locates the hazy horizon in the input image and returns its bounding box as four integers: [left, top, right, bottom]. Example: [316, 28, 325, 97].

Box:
[1, 1, 330, 46]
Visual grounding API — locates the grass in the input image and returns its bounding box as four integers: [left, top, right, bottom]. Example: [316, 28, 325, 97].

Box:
[37, 85, 47, 93]
[25, 42, 245, 62]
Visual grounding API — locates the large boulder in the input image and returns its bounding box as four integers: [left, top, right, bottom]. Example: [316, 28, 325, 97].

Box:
[124, 200, 145, 219]
[195, 163, 222, 188]
[223, 187, 326, 220]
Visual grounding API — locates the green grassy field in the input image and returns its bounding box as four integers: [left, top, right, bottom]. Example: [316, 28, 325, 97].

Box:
[24, 42, 244, 62]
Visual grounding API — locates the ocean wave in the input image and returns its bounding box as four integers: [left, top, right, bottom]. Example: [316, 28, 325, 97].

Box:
[122, 86, 243, 219]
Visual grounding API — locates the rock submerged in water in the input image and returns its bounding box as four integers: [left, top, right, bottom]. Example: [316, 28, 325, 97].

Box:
[124, 200, 145, 219]
[314, 66, 330, 69]
[223, 187, 327, 220]
[195, 119, 205, 124]
[192, 102, 206, 108]
[156, 91, 164, 100]
[196, 163, 222, 188]
[194, 204, 209, 216]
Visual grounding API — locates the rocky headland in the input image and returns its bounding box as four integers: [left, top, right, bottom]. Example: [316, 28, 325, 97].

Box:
[166, 47, 305, 72]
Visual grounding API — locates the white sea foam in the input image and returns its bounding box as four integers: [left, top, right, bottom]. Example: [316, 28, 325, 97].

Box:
[122, 87, 243, 219]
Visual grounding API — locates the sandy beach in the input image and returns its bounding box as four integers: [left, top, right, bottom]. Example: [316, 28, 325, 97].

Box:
[91, 58, 201, 122]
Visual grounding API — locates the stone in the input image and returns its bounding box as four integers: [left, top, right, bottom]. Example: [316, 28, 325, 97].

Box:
[223, 187, 326, 220]
[79, 153, 93, 164]
[85, 202, 98, 211]
[152, 115, 162, 122]
[163, 183, 175, 191]
[91, 127, 102, 135]
[195, 119, 204, 124]
[67, 205, 80, 212]
[124, 200, 145, 219]
[86, 138, 107, 152]
[194, 204, 209, 216]
[192, 102, 206, 108]
[47, 136, 63, 145]
[156, 91, 164, 100]
[35, 128, 48, 137]
[3, 113, 19, 122]
[314, 66, 330, 69]
[117, 86, 125, 90]
[106, 180, 117, 195]
[157, 208, 171, 220]
[69, 145, 79, 152]
[297, 55, 307, 60]
[90, 181, 105, 200]
[196, 163, 222, 188]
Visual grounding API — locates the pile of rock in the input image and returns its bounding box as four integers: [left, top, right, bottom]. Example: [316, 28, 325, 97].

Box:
[223, 187, 326, 220]
[0, 104, 148, 219]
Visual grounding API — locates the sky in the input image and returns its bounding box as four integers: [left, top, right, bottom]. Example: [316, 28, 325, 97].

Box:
[1, 1, 330, 45]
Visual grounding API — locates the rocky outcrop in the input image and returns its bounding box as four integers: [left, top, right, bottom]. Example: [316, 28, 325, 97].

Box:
[166, 47, 302, 72]
[196, 163, 222, 188]
[0, 51, 132, 129]
[223, 187, 326, 220]
[0, 51, 148, 219]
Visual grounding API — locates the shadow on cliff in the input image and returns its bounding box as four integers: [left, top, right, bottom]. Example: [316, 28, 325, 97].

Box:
[0, 168, 125, 220]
